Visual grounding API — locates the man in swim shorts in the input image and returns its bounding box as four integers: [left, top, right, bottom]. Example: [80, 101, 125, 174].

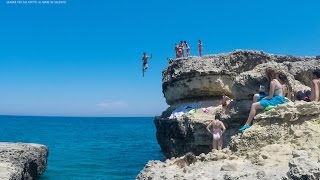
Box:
[142, 52, 152, 77]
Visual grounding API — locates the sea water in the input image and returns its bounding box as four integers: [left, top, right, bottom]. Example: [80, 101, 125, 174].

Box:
[0, 116, 164, 180]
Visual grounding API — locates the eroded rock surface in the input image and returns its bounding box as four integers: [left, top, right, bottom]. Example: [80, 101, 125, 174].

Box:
[157, 50, 320, 158]
[138, 102, 320, 180]
[139, 50, 320, 179]
[163, 50, 318, 105]
[0, 143, 48, 180]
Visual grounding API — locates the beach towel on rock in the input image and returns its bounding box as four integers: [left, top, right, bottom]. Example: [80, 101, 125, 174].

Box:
[168, 102, 201, 119]
[259, 95, 285, 109]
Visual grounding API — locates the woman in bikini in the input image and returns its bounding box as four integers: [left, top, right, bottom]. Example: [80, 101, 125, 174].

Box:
[239, 67, 286, 132]
[206, 113, 226, 150]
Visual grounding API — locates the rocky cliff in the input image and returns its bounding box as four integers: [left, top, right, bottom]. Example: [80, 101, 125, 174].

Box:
[137, 50, 320, 179]
[138, 101, 320, 179]
[0, 143, 48, 180]
[157, 50, 319, 158]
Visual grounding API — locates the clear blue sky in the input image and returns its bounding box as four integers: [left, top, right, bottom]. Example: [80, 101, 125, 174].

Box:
[0, 0, 319, 116]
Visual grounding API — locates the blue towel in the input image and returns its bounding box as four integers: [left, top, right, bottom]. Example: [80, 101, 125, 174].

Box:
[259, 95, 285, 108]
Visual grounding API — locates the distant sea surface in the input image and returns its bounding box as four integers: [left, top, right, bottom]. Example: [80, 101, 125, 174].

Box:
[0, 116, 164, 179]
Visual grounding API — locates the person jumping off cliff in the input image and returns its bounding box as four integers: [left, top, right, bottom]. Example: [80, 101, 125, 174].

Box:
[142, 52, 152, 77]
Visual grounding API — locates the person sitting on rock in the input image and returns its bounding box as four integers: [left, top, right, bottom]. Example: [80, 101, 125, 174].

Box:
[206, 113, 226, 150]
[173, 152, 197, 168]
[295, 69, 320, 102]
[296, 69, 320, 102]
[239, 67, 286, 132]
[310, 69, 320, 101]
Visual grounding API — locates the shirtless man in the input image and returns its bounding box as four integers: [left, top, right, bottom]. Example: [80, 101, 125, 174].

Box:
[177, 41, 184, 58]
[198, 40, 203, 57]
[295, 69, 320, 102]
[184, 41, 190, 57]
[206, 113, 226, 150]
[309, 69, 320, 101]
[142, 52, 152, 77]
[180, 41, 185, 57]
[174, 44, 179, 58]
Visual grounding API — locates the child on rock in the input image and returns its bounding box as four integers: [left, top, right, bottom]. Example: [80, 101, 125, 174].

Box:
[206, 113, 226, 150]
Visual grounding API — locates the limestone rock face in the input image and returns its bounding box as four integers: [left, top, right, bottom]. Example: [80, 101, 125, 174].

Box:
[162, 50, 318, 104]
[157, 50, 320, 159]
[138, 102, 320, 179]
[141, 50, 320, 179]
[0, 143, 48, 180]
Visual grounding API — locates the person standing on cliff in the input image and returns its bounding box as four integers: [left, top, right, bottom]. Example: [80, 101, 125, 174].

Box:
[178, 41, 184, 58]
[174, 43, 180, 58]
[184, 41, 190, 57]
[198, 40, 203, 57]
[142, 52, 152, 77]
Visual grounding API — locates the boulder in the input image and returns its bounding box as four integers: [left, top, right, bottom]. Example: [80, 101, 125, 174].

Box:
[0, 143, 48, 179]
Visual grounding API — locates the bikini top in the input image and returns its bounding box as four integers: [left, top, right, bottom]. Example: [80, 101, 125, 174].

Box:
[273, 79, 284, 95]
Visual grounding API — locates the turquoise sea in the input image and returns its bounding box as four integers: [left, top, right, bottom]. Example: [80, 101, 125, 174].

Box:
[0, 116, 164, 179]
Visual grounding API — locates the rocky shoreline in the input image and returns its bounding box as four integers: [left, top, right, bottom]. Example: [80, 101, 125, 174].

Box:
[137, 50, 320, 179]
[0, 143, 48, 180]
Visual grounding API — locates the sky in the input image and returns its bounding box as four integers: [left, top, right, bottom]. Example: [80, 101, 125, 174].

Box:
[0, 0, 320, 117]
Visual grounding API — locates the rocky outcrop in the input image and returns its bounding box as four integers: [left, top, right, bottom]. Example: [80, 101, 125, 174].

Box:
[0, 143, 48, 180]
[138, 50, 320, 179]
[138, 102, 320, 179]
[156, 50, 320, 158]
[162, 50, 318, 105]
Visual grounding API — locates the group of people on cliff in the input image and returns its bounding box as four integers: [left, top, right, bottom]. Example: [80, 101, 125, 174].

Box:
[173, 40, 203, 59]
[206, 68, 320, 150]
[239, 68, 320, 131]
[142, 40, 204, 76]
